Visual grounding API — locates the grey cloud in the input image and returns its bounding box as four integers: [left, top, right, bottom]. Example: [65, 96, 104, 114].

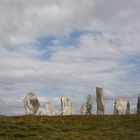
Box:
[0, 0, 140, 115]
[1, 0, 140, 51]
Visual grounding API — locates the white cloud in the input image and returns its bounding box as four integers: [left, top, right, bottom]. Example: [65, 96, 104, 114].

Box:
[1, 0, 140, 51]
[0, 0, 140, 115]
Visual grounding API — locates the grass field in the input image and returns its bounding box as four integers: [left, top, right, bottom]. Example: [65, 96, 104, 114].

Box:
[0, 115, 140, 140]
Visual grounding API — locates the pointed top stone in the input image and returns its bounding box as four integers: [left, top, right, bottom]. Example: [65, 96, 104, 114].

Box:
[23, 92, 40, 115]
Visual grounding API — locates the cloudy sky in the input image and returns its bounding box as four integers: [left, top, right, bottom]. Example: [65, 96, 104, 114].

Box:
[0, 0, 140, 115]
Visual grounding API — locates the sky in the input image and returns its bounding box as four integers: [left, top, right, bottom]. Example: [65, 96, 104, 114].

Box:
[0, 0, 140, 115]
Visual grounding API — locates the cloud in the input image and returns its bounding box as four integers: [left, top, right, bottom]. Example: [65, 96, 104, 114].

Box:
[1, 0, 140, 50]
[0, 0, 140, 115]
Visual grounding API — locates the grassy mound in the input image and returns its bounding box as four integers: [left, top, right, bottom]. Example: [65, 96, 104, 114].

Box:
[0, 115, 140, 140]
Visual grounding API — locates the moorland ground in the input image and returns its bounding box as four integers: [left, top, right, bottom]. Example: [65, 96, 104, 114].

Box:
[0, 115, 140, 140]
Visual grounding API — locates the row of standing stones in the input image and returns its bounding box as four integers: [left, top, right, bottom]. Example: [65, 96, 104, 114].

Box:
[23, 87, 140, 116]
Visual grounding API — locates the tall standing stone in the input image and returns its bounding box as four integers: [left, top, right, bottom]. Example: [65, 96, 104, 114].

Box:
[45, 102, 55, 116]
[23, 92, 40, 115]
[96, 87, 105, 115]
[114, 97, 129, 115]
[86, 94, 93, 115]
[137, 94, 140, 114]
[61, 96, 74, 115]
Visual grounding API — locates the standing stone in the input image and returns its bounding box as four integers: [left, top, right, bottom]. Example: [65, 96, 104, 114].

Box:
[80, 104, 86, 115]
[114, 97, 129, 115]
[137, 94, 140, 114]
[45, 102, 54, 116]
[114, 101, 118, 115]
[70, 102, 75, 115]
[126, 101, 130, 114]
[61, 96, 74, 115]
[23, 92, 40, 115]
[86, 94, 93, 115]
[96, 87, 105, 115]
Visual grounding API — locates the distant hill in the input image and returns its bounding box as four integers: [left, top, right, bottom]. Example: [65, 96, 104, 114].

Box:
[0, 115, 140, 140]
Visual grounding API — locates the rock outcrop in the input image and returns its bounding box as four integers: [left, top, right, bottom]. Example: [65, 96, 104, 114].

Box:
[114, 97, 130, 115]
[96, 87, 105, 115]
[23, 92, 40, 115]
[45, 102, 54, 116]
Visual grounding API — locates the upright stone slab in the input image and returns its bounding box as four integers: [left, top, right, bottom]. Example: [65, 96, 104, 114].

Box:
[137, 94, 140, 114]
[114, 97, 129, 115]
[96, 87, 105, 115]
[70, 102, 75, 115]
[23, 92, 40, 115]
[80, 104, 86, 115]
[45, 102, 54, 116]
[86, 94, 93, 115]
[114, 101, 118, 115]
[126, 101, 130, 114]
[61, 96, 74, 115]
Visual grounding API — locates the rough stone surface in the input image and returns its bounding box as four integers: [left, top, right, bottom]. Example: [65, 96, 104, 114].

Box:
[96, 87, 105, 115]
[114, 97, 129, 115]
[61, 96, 74, 115]
[23, 92, 40, 115]
[137, 94, 140, 114]
[45, 102, 54, 116]
[80, 104, 86, 115]
[86, 94, 93, 115]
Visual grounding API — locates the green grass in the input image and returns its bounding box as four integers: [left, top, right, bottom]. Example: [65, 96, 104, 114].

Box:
[0, 115, 140, 140]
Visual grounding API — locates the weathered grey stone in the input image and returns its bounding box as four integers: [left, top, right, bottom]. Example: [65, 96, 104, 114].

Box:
[61, 96, 74, 115]
[80, 104, 86, 115]
[45, 102, 54, 116]
[23, 92, 40, 115]
[114, 97, 129, 115]
[114, 101, 118, 115]
[86, 94, 93, 115]
[71, 102, 75, 115]
[126, 101, 130, 114]
[96, 87, 105, 115]
[137, 94, 140, 114]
